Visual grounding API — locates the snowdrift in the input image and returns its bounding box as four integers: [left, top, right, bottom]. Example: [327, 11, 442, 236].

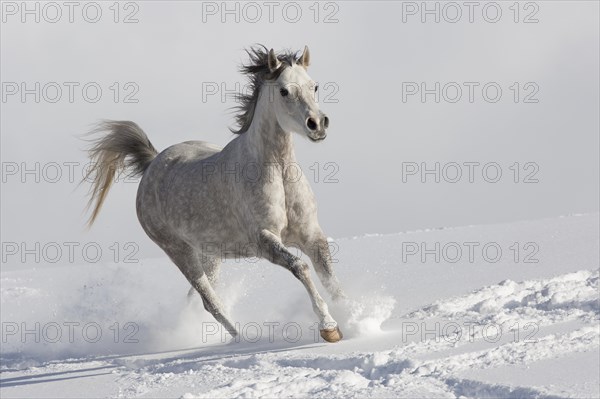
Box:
[1, 214, 598, 398]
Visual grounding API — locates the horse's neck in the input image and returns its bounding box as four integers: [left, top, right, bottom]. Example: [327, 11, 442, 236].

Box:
[244, 93, 296, 166]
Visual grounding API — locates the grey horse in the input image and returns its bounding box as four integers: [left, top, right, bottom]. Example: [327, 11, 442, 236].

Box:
[84, 45, 345, 343]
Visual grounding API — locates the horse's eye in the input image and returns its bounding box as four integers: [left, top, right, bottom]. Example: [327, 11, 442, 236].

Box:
[280, 88, 289, 97]
[314, 85, 319, 92]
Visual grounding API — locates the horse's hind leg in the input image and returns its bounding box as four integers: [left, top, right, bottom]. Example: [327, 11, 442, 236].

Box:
[191, 271, 238, 338]
[167, 247, 238, 338]
[187, 257, 221, 299]
[259, 230, 342, 343]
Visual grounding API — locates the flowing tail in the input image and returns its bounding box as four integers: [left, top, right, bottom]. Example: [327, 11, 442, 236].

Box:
[84, 120, 158, 227]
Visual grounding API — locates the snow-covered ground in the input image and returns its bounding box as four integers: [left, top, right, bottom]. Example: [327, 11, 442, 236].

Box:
[1, 214, 598, 398]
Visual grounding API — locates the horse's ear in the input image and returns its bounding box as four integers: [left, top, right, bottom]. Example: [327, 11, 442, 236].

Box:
[297, 45, 310, 69]
[267, 49, 281, 72]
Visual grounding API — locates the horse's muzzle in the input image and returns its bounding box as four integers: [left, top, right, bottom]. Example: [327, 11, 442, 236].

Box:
[307, 114, 328, 142]
[308, 132, 327, 142]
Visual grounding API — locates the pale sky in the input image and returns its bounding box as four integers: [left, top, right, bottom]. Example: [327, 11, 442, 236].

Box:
[1, 1, 598, 264]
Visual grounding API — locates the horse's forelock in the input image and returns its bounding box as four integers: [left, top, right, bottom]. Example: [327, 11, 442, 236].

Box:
[230, 45, 300, 135]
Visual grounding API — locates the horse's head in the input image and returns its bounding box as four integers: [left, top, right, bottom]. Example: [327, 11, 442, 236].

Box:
[266, 46, 329, 142]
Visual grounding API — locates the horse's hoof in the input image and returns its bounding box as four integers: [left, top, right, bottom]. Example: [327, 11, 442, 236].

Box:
[320, 326, 343, 343]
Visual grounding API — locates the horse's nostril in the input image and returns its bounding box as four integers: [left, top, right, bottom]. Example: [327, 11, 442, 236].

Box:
[323, 116, 329, 129]
[307, 118, 318, 131]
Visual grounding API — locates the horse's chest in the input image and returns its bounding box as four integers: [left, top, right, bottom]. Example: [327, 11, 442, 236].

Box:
[283, 182, 316, 226]
[244, 177, 316, 237]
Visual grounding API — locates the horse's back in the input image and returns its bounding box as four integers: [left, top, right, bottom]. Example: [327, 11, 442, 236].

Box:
[180, 140, 223, 159]
[143, 140, 221, 176]
[160, 140, 223, 163]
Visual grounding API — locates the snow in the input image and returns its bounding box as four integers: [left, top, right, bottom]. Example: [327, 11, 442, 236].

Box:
[1, 214, 598, 398]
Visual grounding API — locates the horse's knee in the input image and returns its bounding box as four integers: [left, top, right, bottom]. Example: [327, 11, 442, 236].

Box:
[290, 260, 310, 280]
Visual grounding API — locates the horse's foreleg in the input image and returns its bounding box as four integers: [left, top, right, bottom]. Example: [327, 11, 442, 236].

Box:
[259, 230, 342, 343]
[303, 235, 346, 302]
